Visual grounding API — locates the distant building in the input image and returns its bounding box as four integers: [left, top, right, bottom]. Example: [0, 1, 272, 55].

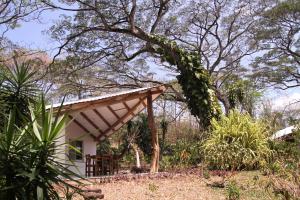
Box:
[271, 126, 296, 141]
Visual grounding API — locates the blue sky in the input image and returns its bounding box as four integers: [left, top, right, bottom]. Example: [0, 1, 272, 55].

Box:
[6, 10, 300, 111]
[7, 9, 62, 55]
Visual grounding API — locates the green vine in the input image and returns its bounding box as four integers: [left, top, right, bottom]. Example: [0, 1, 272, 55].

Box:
[149, 35, 221, 127]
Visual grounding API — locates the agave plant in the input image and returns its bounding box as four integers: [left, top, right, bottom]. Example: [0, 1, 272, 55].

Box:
[0, 59, 81, 199]
[0, 58, 39, 127]
[0, 97, 81, 200]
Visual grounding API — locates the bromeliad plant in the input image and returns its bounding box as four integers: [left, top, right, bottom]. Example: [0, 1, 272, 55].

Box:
[203, 110, 271, 170]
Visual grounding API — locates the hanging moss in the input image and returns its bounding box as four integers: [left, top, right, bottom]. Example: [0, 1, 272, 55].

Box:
[149, 35, 221, 127]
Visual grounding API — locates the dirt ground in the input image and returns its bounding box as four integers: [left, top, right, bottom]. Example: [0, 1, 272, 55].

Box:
[93, 171, 274, 200]
[99, 175, 223, 200]
[63, 171, 275, 200]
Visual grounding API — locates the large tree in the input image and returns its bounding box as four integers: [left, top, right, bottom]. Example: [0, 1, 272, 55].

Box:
[46, 0, 223, 126]
[164, 0, 264, 113]
[45, 0, 266, 117]
[252, 0, 300, 89]
[43, 0, 267, 172]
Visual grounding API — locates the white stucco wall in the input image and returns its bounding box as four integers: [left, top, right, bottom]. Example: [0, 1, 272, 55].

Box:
[63, 122, 97, 176]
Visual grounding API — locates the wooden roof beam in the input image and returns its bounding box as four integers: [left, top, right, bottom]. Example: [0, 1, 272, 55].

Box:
[95, 96, 147, 141]
[140, 97, 147, 107]
[107, 105, 121, 120]
[80, 112, 104, 136]
[68, 115, 96, 140]
[122, 102, 135, 116]
[93, 108, 111, 128]
[59, 89, 164, 114]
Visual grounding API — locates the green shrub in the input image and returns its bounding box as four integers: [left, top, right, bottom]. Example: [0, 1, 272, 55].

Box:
[226, 180, 240, 200]
[130, 114, 152, 158]
[148, 183, 159, 192]
[159, 155, 172, 171]
[204, 110, 271, 170]
[265, 161, 300, 200]
[162, 139, 203, 168]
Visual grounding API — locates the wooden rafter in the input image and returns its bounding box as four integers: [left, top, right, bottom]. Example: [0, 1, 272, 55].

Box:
[107, 105, 120, 120]
[95, 95, 147, 141]
[122, 102, 135, 116]
[93, 108, 111, 127]
[122, 102, 130, 110]
[80, 112, 104, 135]
[140, 97, 147, 107]
[68, 115, 96, 140]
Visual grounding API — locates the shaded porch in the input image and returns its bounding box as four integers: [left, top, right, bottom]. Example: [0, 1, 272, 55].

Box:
[52, 85, 168, 176]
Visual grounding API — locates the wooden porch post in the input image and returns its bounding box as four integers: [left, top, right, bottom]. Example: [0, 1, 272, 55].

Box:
[147, 93, 159, 173]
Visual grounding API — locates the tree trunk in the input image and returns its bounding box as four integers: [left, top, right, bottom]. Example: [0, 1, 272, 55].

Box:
[132, 143, 141, 168]
[215, 89, 231, 115]
[147, 94, 159, 173]
[161, 99, 167, 156]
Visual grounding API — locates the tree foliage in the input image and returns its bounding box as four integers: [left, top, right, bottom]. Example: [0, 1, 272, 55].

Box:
[0, 1, 42, 49]
[152, 35, 221, 127]
[252, 0, 300, 89]
[130, 114, 152, 157]
[222, 76, 262, 116]
[44, 0, 266, 124]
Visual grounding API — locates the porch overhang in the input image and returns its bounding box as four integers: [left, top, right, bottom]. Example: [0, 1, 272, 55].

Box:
[48, 85, 168, 141]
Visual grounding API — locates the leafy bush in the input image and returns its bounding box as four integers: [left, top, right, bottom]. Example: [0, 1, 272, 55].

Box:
[204, 110, 271, 170]
[130, 114, 152, 158]
[160, 140, 203, 169]
[265, 160, 300, 200]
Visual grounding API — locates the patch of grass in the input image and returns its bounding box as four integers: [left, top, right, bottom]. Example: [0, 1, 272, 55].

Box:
[148, 183, 159, 192]
[228, 171, 279, 200]
[226, 180, 240, 200]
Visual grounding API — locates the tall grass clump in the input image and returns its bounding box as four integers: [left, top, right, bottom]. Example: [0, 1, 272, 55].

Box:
[203, 110, 271, 170]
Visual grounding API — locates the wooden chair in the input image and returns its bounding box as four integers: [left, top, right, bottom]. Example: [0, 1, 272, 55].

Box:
[86, 154, 119, 176]
[85, 154, 95, 177]
[100, 155, 113, 175]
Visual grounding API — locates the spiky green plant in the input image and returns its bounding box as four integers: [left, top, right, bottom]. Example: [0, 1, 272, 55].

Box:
[0, 58, 39, 127]
[203, 110, 271, 170]
[0, 59, 81, 199]
[0, 98, 80, 200]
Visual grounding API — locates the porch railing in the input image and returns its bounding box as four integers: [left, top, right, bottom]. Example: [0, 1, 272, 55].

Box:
[85, 154, 119, 177]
